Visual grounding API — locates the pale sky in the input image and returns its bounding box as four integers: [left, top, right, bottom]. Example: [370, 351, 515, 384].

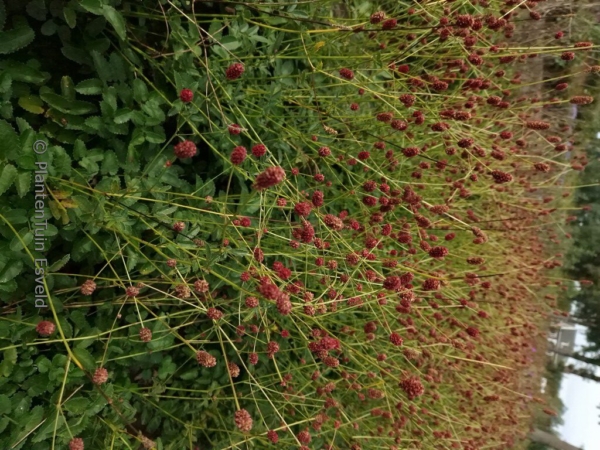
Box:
[553, 325, 600, 450]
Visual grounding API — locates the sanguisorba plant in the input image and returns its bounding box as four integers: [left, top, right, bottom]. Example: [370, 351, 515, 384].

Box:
[0, 0, 596, 449]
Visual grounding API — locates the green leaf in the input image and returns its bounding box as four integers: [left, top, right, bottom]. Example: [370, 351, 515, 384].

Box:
[63, 7, 76, 28]
[76, 78, 103, 95]
[18, 95, 44, 114]
[61, 76, 76, 101]
[0, 164, 17, 195]
[112, 109, 130, 124]
[64, 396, 90, 414]
[0, 71, 11, 93]
[102, 5, 126, 41]
[79, 0, 103, 15]
[0, 395, 10, 414]
[0, 61, 47, 84]
[40, 19, 56, 36]
[40, 92, 97, 115]
[91, 51, 111, 83]
[9, 228, 32, 251]
[145, 128, 165, 144]
[132, 79, 148, 102]
[0, 259, 22, 283]
[101, 150, 119, 175]
[15, 171, 31, 197]
[72, 347, 96, 371]
[0, 347, 17, 377]
[48, 254, 70, 272]
[220, 36, 241, 51]
[0, 26, 35, 54]
[26, 0, 47, 21]
[0, 119, 20, 159]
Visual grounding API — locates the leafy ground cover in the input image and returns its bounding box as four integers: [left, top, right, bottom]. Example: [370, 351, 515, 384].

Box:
[0, 1, 597, 449]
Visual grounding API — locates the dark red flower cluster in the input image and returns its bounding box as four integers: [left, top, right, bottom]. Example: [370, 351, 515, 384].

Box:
[254, 166, 286, 190]
[399, 375, 425, 399]
[174, 140, 197, 158]
[226, 63, 245, 80]
[230, 146, 247, 165]
[339, 68, 355, 80]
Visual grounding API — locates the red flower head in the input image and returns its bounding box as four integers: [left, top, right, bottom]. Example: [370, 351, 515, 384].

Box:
[92, 367, 109, 385]
[389, 332, 403, 346]
[339, 68, 355, 80]
[230, 146, 247, 165]
[399, 375, 424, 399]
[254, 166, 286, 190]
[251, 144, 267, 157]
[174, 140, 197, 158]
[228, 123, 242, 135]
[36, 320, 55, 337]
[196, 350, 217, 367]
[226, 63, 245, 80]
[179, 88, 194, 103]
[234, 409, 253, 432]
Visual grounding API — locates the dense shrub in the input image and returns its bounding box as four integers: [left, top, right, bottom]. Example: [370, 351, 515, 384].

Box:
[0, 0, 595, 449]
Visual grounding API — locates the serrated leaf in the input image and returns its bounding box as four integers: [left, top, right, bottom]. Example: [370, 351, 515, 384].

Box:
[145, 128, 165, 143]
[48, 254, 69, 272]
[0, 164, 17, 195]
[63, 396, 90, 414]
[0, 72, 11, 93]
[0, 347, 17, 377]
[0, 259, 22, 283]
[101, 150, 119, 175]
[75, 78, 103, 95]
[0, 61, 47, 84]
[0, 26, 35, 55]
[113, 108, 132, 124]
[79, 0, 103, 15]
[91, 51, 111, 83]
[18, 95, 44, 114]
[102, 5, 126, 41]
[9, 228, 32, 251]
[72, 347, 96, 371]
[17, 405, 43, 441]
[0, 119, 20, 159]
[40, 92, 97, 115]
[15, 171, 31, 197]
[132, 79, 148, 102]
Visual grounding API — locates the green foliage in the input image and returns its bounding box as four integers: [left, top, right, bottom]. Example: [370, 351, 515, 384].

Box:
[0, 0, 595, 449]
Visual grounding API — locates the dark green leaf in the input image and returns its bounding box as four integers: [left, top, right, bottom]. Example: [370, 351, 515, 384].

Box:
[40, 92, 97, 115]
[102, 5, 126, 41]
[0, 119, 20, 159]
[15, 171, 31, 197]
[0, 26, 35, 54]
[72, 347, 96, 371]
[63, 7, 76, 28]
[76, 78, 103, 95]
[0, 164, 17, 195]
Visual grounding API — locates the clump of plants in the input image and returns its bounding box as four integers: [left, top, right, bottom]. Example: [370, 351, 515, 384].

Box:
[0, 0, 596, 449]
